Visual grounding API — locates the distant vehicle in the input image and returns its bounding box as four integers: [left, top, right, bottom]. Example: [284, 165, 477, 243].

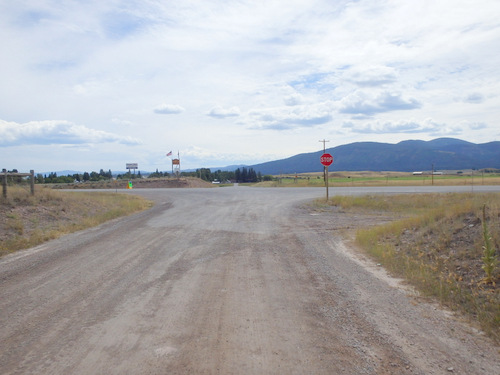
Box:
[212, 180, 220, 184]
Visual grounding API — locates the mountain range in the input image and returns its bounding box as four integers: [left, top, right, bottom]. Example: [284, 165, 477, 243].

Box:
[247, 138, 500, 175]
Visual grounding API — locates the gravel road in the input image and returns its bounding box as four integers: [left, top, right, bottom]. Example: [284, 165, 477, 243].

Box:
[1, 186, 499, 374]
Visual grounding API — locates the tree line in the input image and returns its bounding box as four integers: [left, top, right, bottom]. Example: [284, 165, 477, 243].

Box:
[36, 169, 114, 184]
[12, 166, 272, 184]
[181, 167, 271, 183]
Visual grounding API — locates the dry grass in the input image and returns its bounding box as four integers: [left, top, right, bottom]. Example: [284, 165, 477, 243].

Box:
[0, 186, 152, 256]
[343, 193, 500, 342]
[271, 172, 500, 187]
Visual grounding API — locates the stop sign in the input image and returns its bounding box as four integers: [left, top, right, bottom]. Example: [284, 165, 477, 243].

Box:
[320, 153, 333, 166]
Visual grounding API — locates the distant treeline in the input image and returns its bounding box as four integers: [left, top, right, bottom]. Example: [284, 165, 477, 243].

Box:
[29, 167, 272, 184]
[36, 169, 114, 184]
[170, 167, 272, 183]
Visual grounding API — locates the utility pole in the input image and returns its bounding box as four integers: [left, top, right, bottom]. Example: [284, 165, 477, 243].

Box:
[319, 139, 329, 184]
[319, 139, 329, 152]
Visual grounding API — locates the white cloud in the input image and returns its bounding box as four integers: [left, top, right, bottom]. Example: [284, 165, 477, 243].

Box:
[0, 0, 499, 170]
[463, 121, 488, 130]
[207, 106, 241, 119]
[343, 65, 398, 87]
[111, 118, 134, 126]
[249, 102, 333, 130]
[154, 104, 185, 114]
[181, 145, 280, 168]
[342, 118, 462, 136]
[339, 91, 422, 116]
[464, 93, 484, 104]
[73, 81, 107, 96]
[0, 119, 140, 146]
[284, 93, 304, 106]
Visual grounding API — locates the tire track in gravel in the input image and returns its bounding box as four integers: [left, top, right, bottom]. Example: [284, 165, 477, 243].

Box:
[1, 186, 499, 374]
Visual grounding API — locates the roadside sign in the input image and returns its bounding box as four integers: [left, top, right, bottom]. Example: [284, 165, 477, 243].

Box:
[320, 153, 333, 201]
[320, 153, 333, 166]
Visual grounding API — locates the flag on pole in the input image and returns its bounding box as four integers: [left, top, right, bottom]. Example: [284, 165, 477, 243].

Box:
[166, 151, 172, 157]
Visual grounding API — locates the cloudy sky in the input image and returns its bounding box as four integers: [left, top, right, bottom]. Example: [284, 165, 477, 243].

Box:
[1, 0, 499, 173]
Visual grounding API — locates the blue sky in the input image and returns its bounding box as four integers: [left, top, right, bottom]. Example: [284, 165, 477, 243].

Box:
[1, 0, 499, 173]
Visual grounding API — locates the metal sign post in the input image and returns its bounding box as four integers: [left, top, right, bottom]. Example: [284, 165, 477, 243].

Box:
[172, 158, 180, 177]
[320, 153, 334, 201]
[126, 163, 138, 175]
[326, 165, 329, 200]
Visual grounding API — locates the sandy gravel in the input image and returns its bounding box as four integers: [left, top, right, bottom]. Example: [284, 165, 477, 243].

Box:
[1, 186, 499, 374]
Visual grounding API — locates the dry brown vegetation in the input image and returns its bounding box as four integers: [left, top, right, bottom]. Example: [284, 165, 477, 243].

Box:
[0, 186, 152, 257]
[0, 177, 212, 256]
[52, 177, 215, 189]
[329, 193, 500, 342]
[272, 171, 500, 187]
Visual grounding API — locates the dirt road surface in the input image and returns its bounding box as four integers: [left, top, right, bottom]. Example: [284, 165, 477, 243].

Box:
[1, 186, 499, 374]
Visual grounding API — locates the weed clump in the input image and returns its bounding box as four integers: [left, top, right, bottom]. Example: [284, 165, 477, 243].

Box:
[481, 204, 498, 285]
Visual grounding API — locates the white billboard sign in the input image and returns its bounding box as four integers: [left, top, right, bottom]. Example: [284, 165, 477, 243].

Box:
[126, 163, 138, 169]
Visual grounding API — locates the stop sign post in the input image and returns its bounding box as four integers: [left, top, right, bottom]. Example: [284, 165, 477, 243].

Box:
[320, 153, 334, 200]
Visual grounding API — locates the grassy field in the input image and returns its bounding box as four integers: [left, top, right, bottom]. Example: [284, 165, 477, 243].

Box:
[0, 186, 152, 257]
[326, 193, 500, 342]
[260, 171, 500, 187]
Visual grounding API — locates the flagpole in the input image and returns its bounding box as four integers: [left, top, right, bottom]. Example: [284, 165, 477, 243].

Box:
[166, 151, 173, 175]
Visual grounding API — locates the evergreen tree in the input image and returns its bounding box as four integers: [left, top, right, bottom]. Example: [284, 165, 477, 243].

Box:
[247, 168, 257, 182]
[241, 167, 248, 182]
[90, 171, 100, 181]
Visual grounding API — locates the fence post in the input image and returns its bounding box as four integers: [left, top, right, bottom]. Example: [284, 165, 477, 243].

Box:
[30, 170, 35, 195]
[2, 169, 6, 199]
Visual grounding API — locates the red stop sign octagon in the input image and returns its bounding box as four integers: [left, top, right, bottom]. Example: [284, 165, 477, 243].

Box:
[320, 153, 334, 166]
